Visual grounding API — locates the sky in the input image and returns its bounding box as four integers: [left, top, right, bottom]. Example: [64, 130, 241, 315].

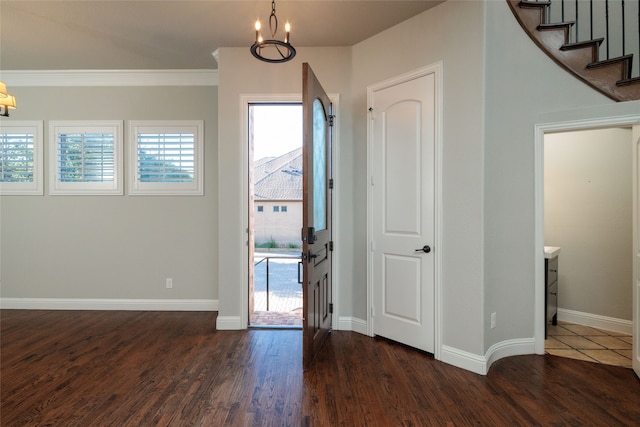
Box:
[251, 104, 302, 161]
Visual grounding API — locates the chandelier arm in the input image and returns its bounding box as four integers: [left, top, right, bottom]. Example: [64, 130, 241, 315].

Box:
[275, 44, 287, 59]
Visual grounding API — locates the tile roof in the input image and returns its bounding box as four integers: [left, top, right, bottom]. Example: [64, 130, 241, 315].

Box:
[254, 147, 302, 200]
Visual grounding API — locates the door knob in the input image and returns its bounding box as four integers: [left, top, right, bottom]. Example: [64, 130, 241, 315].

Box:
[415, 245, 431, 253]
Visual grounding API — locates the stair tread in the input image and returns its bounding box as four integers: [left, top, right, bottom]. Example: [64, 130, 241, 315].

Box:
[617, 76, 640, 86]
[520, 1, 551, 6]
[538, 22, 575, 30]
[588, 54, 633, 68]
[560, 38, 604, 51]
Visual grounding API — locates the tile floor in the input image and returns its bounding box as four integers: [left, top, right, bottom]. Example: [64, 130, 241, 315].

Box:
[545, 321, 633, 368]
[250, 309, 302, 328]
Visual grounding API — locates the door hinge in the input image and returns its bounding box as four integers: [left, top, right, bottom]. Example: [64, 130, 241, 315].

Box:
[329, 115, 335, 127]
[329, 178, 334, 189]
[329, 241, 334, 251]
[329, 303, 334, 314]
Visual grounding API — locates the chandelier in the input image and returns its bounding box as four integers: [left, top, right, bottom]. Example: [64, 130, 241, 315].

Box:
[250, 0, 296, 63]
[0, 81, 16, 117]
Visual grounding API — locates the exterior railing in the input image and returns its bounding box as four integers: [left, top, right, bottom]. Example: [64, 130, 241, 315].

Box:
[254, 253, 303, 311]
[541, 0, 640, 79]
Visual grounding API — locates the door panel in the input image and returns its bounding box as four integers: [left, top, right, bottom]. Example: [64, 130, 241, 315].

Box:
[384, 254, 421, 322]
[302, 63, 332, 370]
[371, 72, 436, 353]
[384, 102, 421, 234]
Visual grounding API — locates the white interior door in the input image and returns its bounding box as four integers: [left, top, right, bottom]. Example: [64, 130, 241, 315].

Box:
[369, 69, 437, 353]
[633, 124, 640, 378]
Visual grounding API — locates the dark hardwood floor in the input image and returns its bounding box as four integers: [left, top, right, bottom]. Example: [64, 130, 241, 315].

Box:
[1, 310, 639, 426]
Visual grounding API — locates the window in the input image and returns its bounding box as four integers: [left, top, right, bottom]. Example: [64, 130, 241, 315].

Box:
[257, 205, 264, 212]
[273, 206, 279, 212]
[0, 121, 44, 195]
[281, 205, 287, 212]
[49, 121, 123, 195]
[128, 120, 203, 195]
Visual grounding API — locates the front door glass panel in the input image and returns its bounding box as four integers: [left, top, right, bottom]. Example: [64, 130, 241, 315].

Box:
[313, 98, 326, 231]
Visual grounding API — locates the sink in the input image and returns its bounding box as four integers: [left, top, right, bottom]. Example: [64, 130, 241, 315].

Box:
[544, 246, 561, 259]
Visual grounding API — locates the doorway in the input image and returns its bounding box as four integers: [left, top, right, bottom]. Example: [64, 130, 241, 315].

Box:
[248, 103, 304, 328]
[543, 127, 633, 368]
[534, 116, 640, 377]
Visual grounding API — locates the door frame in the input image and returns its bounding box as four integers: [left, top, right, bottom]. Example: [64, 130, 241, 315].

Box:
[533, 114, 640, 360]
[366, 63, 444, 360]
[240, 93, 340, 330]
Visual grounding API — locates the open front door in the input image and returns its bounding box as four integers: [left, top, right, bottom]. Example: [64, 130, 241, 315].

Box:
[302, 63, 332, 370]
[634, 124, 640, 378]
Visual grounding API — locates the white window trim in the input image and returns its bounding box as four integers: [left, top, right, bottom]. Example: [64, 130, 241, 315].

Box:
[0, 120, 44, 195]
[48, 120, 124, 195]
[128, 120, 204, 196]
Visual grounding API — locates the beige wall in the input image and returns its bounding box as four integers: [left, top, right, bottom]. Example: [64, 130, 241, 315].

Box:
[545, 128, 633, 321]
[216, 1, 489, 356]
[254, 201, 302, 246]
[351, 0, 486, 354]
[3, 0, 639, 369]
[0, 86, 218, 301]
[216, 47, 352, 324]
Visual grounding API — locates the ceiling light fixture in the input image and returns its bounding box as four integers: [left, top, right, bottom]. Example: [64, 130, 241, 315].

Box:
[0, 81, 17, 117]
[250, 0, 296, 63]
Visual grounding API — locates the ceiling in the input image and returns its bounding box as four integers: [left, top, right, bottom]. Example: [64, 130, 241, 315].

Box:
[0, 1, 444, 70]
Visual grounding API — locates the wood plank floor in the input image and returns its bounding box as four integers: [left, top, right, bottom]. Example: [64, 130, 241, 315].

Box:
[2, 310, 639, 426]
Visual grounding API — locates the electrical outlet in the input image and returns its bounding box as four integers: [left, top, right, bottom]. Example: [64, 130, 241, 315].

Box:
[166, 278, 173, 289]
[490, 312, 496, 329]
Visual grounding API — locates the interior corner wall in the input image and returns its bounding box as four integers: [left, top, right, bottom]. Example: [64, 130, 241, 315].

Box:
[215, 47, 353, 323]
[483, 0, 640, 354]
[351, 0, 486, 355]
[0, 85, 218, 302]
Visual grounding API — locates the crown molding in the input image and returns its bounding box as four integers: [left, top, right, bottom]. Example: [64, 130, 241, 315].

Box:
[0, 69, 218, 87]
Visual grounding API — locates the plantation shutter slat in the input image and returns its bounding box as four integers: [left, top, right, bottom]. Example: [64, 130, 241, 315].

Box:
[58, 132, 115, 182]
[137, 133, 195, 183]
[1, 133, 35, 182]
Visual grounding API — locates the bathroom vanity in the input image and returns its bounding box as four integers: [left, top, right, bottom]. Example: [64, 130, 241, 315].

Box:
[544, 246, 560, 338]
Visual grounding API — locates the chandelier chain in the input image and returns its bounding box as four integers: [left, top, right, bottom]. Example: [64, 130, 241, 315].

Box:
[269, 0, 278, 38]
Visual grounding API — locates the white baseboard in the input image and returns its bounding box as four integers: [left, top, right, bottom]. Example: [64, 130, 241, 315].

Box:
[440, 345, 488, 375]
[485, 338, 535, 370]
[558, 308, 632, 335]
[0, 298, 218, 311]
[216, 316, 243, 330]
[337, 316, 368, 335]
[440, 338, 536, 376]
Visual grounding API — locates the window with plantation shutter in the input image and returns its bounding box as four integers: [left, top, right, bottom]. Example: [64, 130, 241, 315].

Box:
[49, 121, 123, 195]
[58, 132, 115, 182]
[128, 121, 203, 195]
[0, 121, 44, 195]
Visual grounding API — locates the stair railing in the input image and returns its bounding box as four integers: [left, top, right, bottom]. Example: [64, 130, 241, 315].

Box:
[542, 0, 640, 79]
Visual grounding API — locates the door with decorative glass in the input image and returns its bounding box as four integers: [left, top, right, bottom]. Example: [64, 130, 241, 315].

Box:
[302, 63, 333, 370]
